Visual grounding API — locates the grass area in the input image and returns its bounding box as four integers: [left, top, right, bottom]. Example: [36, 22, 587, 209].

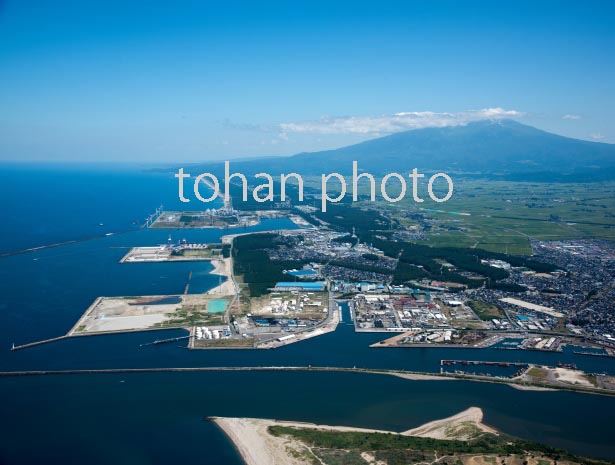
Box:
[444, 422, 484, 440]
[526, 367, 549, 380]
[467, 300, 506, 321]
[269, 426, 482, 453]
[268, 426, 611, 465]
[153, 305, 224, 327]
[300, 177, 615, 254]
[391, 180, 615, 254]
[152, 212, 252, 229]
[174, 248, 223, 259]
[316, 450, 366, 465]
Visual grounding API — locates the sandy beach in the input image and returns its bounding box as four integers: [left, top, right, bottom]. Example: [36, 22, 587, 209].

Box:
[213, 407, 497, 465]
[206, 257, 237, 296]
[213, 417, 312, 465]
[403, 406, 498, 438]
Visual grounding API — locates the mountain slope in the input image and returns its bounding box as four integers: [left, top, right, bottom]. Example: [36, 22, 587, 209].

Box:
[285, 119, 615, 176]
[183, 120, 615, 180]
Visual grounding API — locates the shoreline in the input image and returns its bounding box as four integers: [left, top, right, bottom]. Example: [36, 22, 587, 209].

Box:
[212, 407, 497, 465]
[206, 226, 313, 297]
[206, 257, 236, 296]
[509, 383, 557, 391]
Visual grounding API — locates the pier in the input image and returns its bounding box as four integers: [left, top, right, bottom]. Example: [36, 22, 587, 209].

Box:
[440, 359, 527, 367]
[184, 271, 192, 294]
[573, 350, 615, 358]
[139, 335, 191, 347]
[440, 359, 529, 379]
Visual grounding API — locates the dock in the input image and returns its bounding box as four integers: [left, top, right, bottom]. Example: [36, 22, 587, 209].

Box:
[440, 359, 527, 367]
[140, 335, 190, 347]
[439, 359, 529, 378]
[184, 271, 192, 294]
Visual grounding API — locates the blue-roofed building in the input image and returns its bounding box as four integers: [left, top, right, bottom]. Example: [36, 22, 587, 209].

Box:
[274, 281, 327, 291]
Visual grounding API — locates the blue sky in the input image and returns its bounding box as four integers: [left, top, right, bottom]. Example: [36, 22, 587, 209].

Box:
[0, 0, 614, 162]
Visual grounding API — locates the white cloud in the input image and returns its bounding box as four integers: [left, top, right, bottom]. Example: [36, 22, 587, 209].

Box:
[590, 133, 605, 140]
[562, 114, 581, 120]
[279, 108, 525, 135]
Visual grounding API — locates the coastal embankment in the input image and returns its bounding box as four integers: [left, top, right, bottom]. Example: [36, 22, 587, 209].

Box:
[1, 365, 613, 397]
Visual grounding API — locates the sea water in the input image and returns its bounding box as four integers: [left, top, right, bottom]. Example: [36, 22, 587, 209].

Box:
[1, 163, 615, 464]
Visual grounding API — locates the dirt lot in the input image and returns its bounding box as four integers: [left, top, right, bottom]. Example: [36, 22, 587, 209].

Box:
[70, 294, 226, 334]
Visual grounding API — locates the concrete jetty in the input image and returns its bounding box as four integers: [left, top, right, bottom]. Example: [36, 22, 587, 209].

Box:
[0, 365, 612, 397]
[10, 335, 69, 351]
